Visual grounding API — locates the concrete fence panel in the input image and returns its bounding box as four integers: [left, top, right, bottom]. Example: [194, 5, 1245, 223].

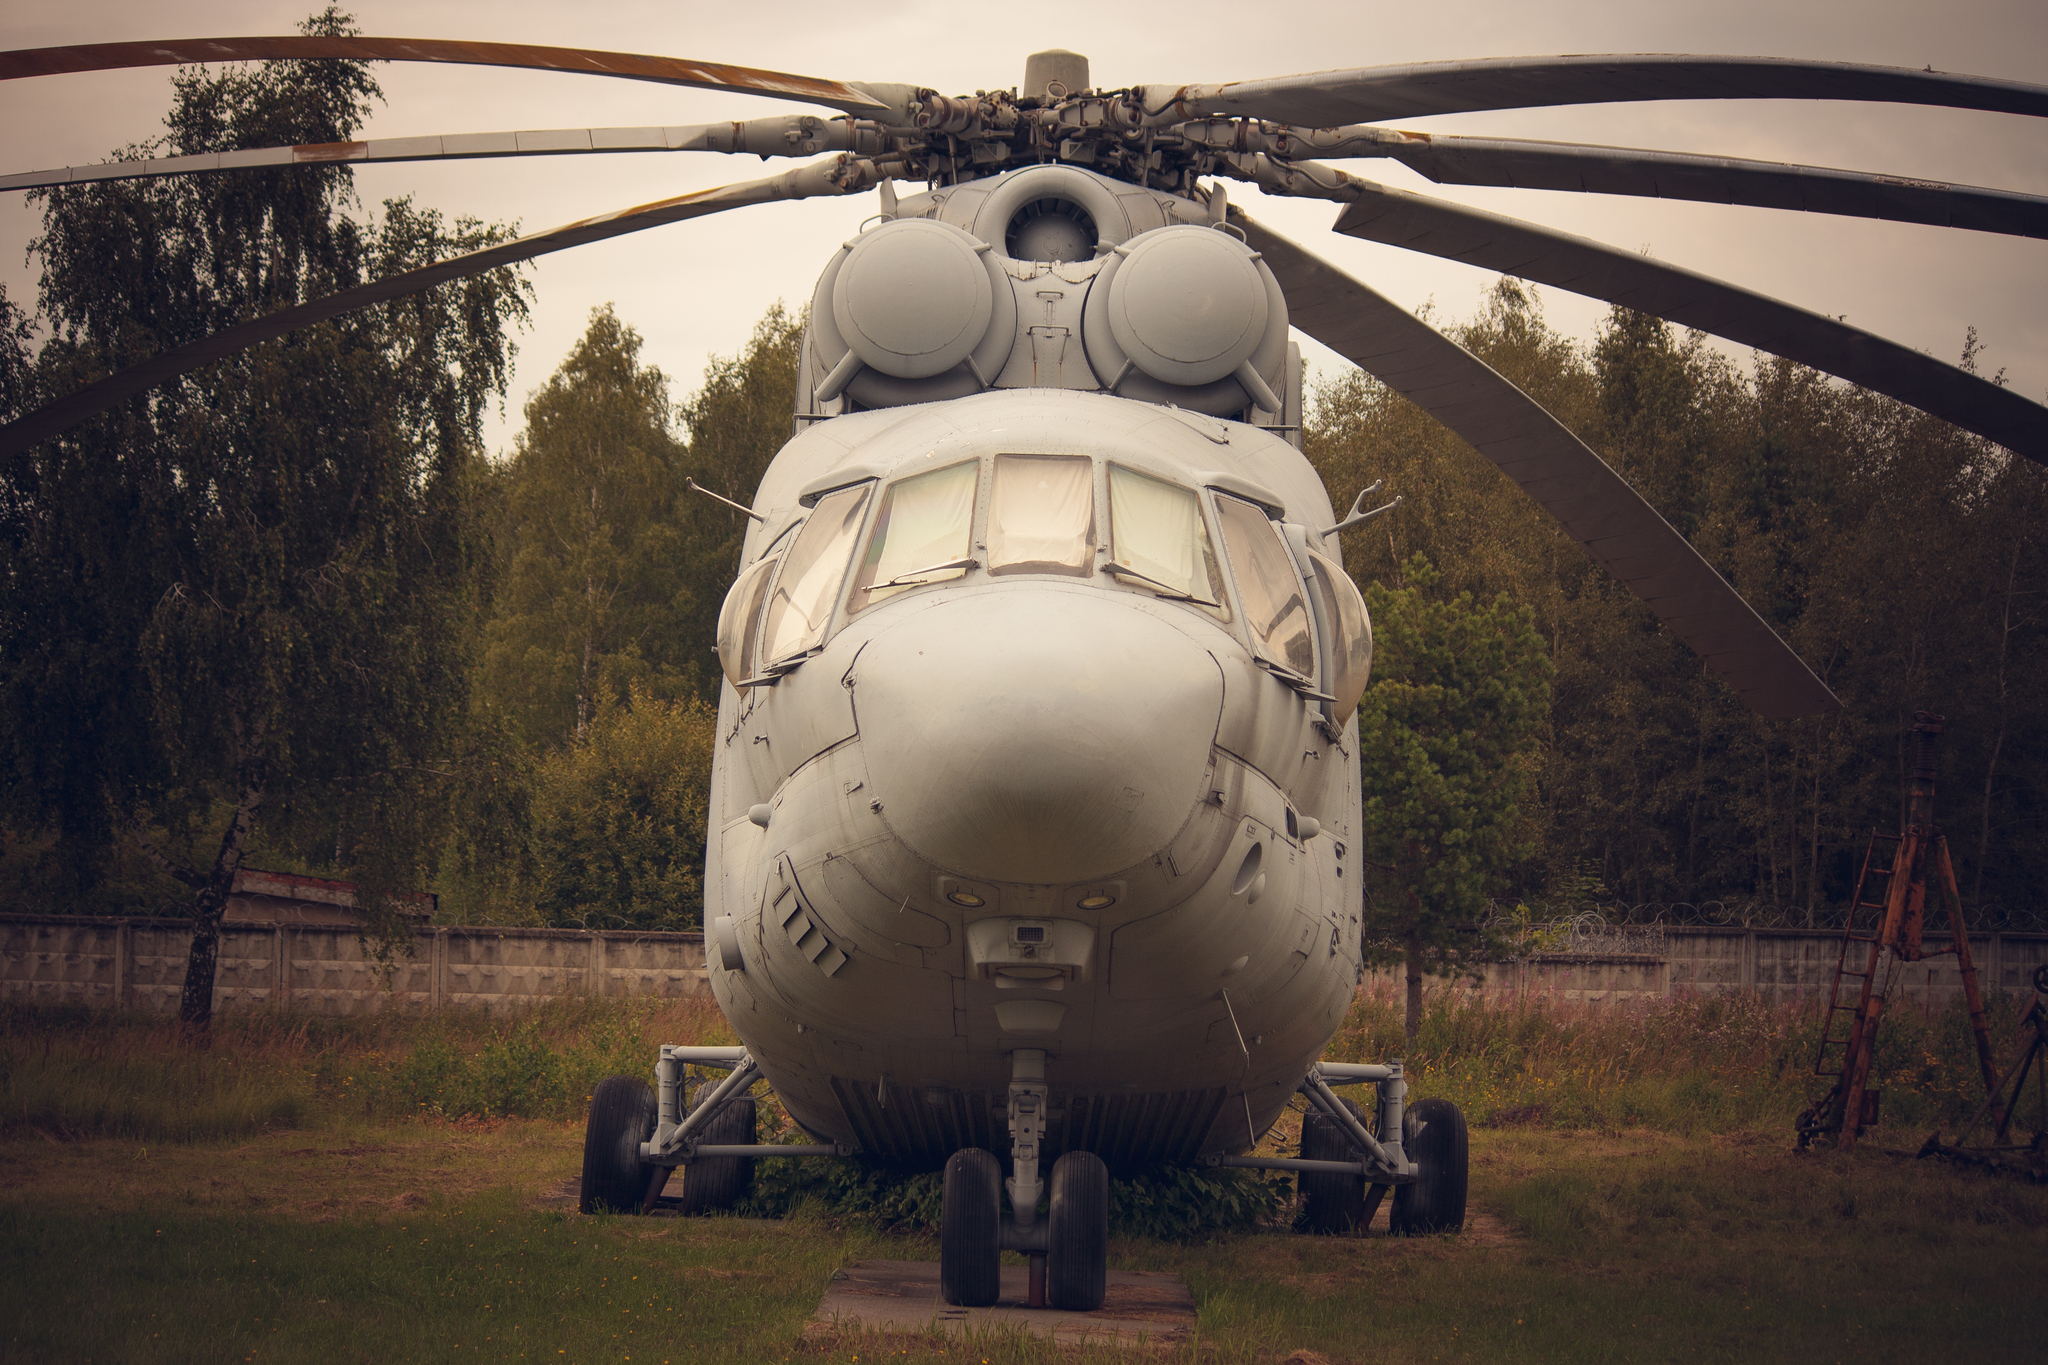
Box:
[0, 914, 708, 1016]
[3, 913, 2037, 1015]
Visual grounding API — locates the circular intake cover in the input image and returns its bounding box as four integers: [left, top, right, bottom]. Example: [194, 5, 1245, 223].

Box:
[832, 218, 995, 379]
[1103, 226, 1269, 387]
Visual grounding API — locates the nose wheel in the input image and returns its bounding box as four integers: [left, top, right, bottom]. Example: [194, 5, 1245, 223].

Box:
[1045, 1150, 1109, 1310]
[940, 1148, 1003, 1306]
[938, 1051, 1110, 1311]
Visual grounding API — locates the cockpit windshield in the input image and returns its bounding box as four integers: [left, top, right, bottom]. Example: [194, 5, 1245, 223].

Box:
[1106, 465, 1230, 618]
[1215, 493, 1315, 677]
[987, 454, 1094, 576]
[760, 483, 871, 665]
[849, 461, 979, 612]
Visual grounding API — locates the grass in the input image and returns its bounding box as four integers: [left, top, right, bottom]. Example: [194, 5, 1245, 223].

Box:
[0, 995, 737, 1140]
[2, 986, 2044, 1362]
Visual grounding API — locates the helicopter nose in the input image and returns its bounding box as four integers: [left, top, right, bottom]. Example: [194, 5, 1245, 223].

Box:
[853, 591, 1223, 885]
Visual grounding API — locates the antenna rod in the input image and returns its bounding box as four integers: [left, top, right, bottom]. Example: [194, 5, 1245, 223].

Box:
[685, 477, 765, 523]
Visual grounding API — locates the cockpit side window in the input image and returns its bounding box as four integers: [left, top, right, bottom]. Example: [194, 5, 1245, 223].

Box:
[1306, 550, 1373, 722]
[1106, 465, 1231, 619]
[1214, 493, 1315, 678]
[987, 454, 1094, 576]
[716, 553, 781, 690]
[848, 460, 980, 612]
[760, 483, 872, 666]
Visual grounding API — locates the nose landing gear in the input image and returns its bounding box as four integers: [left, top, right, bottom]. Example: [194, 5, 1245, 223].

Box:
[939, 1049, 1111, 1311]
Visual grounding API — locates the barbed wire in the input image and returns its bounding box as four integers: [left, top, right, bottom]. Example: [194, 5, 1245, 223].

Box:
[1484, 898, 2048, 944]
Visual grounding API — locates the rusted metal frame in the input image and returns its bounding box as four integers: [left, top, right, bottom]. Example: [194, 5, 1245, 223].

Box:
[1816, 833, 1889, 1079]
[1990, 1034, 2040, 1147]
[1935, 837, 2004, 1103]
[1835, 829, 1920, 1148]
[1833, 927, 1893, 1149]
[1941, 999, 2046, 1150]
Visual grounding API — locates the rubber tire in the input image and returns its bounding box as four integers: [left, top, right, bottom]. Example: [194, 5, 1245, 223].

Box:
[1391, 1097, 1469, 1236]
[579, 1075, 657, 1214]
[1046, 1150, 1110, 1311]
[1298, 1099, 1370, 1234]
[679, 1091, 758, 1216]
[940, 1148, 1002, 1307]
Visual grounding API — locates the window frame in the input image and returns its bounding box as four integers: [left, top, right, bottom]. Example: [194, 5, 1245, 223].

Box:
[756, 480, 876, 672]
[1103, 462, 1233, 619]
[847, 458, 984, 615]
[1210, 490, 1324, 691]
[985, 452, 1098, 579]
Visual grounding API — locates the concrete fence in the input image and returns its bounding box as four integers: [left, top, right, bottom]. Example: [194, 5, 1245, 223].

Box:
[0, 913, 708, 1015]
[1391, 927, 2048, 1007]
[3, 913, 2043, 1016]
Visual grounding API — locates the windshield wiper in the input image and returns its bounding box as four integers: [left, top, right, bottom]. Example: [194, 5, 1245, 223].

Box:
[869, 556, 978, 591]
[1105, 560, 1221, 608]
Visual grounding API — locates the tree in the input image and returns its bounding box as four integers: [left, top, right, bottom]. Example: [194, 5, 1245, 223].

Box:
[672, 303, 806, 707]
[0, 8, 530, 1027]
[528, 682, 717, 930]
[480, 307, 691, 744]
[1357, 556, 1553, 1039]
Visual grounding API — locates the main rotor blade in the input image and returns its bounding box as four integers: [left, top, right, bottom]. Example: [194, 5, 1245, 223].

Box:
[1316, 174, 2048, 460]
[1295, 129, 2048, 241]
[1234, 210, 1838, 721]
[0, 156, 881, 459]
[1, 116, 856, 194]
[0, 36, 894, 114]
[1147, 55, 2048, 128]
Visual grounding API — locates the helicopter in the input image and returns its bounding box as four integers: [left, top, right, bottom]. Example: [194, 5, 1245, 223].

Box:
[5, 30, 2048, 1316]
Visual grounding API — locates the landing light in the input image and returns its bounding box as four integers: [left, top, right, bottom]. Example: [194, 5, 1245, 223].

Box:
[948, 890, 986, 908]
[1076, 893, 1116, 911]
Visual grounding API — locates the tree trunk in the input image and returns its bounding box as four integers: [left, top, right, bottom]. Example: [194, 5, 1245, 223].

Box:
[1404, 928, 1424, 1044]
[175, 742, 267, 1031]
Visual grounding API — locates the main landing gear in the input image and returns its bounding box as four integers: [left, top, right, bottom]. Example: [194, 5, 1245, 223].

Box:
[1212, 1060, 1468, 1237]
[939, 1049, 1111, 1311]
[578, 1045, 844, 1216]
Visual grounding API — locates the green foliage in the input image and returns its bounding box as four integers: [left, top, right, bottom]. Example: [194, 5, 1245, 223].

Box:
[0, 10, 530, 1007]
[672, 303, 806, 708]
[479, 306, 694, 744]
[1109, 1164, 1290, 1240]
[0, 996, 727, 1139]
[732, 1153, 1285, 1241]
[527, 683, 717, 929]
[1320, 977, 2024, 1135]
[1356, 552, 1552, 1030]
[735, 1155, 946, 1231]
[433, 303, 802, 927]
[1310, 283, 2048, 919]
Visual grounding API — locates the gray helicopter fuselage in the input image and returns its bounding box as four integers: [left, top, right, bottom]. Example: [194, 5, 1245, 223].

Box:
[705, 388, 1368, 1168]
[699, 160, 1373, 1170]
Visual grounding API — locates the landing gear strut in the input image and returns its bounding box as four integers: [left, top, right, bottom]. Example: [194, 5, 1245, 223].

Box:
[938, 1049, 1110, 1311]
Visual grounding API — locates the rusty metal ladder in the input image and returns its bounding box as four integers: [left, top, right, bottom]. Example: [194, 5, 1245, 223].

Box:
[1797, 714, 2001, 1151]
[1808, 832, 1904, 1131]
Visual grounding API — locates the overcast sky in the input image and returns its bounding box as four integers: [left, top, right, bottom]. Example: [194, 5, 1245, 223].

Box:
[3, 0, 2044, 458]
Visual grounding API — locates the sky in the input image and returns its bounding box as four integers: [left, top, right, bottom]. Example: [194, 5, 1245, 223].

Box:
[3, 0, 2045, 459]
